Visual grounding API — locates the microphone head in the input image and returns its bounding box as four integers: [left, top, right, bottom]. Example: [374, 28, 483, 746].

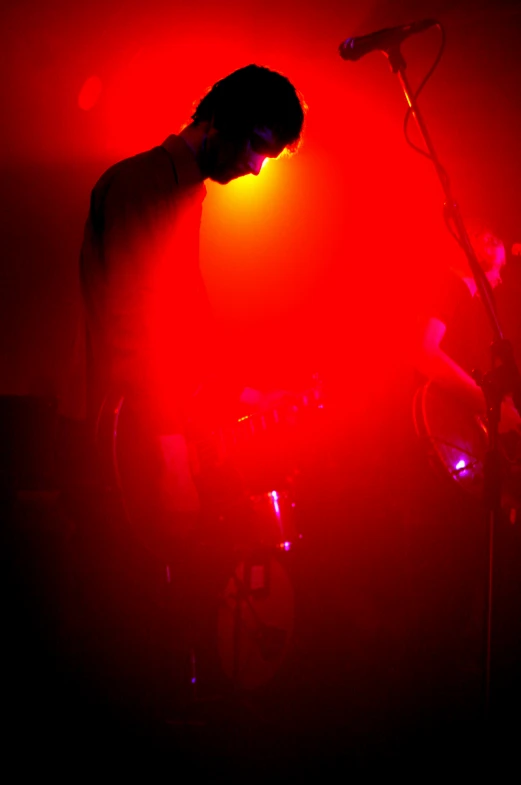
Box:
[339, 19, 438, 62]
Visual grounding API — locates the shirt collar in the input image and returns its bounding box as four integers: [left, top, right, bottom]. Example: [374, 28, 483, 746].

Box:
[161, 134, 206, 194]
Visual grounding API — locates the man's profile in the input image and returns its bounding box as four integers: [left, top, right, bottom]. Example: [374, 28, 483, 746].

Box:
[180, 64, 303, 183]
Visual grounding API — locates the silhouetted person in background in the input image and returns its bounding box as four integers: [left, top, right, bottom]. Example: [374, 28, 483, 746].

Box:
[410, 223, 521, 707]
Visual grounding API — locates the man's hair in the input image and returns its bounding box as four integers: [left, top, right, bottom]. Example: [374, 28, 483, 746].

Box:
[192, 64, 305, 151]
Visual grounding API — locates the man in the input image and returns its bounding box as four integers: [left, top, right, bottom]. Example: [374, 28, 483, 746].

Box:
[79, 64, 305, 545]
[415, 225, 521, 432]
[409, 224, 521, 693]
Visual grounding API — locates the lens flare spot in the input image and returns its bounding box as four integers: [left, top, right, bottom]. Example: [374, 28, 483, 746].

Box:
[78, 75, 103, 111]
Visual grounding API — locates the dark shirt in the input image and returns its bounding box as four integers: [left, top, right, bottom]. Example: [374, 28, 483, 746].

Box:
[427, 268, 495, 379]
[80, 134, 212, 432]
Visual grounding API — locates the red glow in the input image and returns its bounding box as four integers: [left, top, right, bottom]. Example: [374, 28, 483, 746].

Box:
[14, 12, 476, 438]
[77, 75, 103, 111]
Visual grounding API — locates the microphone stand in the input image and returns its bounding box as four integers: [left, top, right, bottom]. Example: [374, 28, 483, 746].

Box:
[383, 42, 521, 717]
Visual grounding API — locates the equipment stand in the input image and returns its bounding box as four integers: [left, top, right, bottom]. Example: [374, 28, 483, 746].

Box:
[383, 41, 521, 715]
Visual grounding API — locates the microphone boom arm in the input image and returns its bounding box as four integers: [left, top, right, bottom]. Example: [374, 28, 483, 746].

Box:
[385, 42, 505, 347]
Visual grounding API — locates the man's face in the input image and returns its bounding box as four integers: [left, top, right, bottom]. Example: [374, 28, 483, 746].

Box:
[473, 230, 506, 287]
[205, 126, 286, 184]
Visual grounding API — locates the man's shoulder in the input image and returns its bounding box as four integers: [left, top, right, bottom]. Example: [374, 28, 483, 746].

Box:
[95, 144, 171, 190]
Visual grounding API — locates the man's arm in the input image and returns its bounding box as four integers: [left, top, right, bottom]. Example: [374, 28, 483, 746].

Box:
[415, 315, 521, 432]
[415, 316, 485, 412]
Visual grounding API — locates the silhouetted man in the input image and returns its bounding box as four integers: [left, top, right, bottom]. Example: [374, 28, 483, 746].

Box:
[79, 64, 305, 543]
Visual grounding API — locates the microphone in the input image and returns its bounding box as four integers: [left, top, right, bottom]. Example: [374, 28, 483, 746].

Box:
[339, 19, 437, 61]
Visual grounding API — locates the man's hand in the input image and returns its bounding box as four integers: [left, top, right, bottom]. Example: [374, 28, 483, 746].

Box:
[499, 396, 521, 435]
[239, 386, 296, 412]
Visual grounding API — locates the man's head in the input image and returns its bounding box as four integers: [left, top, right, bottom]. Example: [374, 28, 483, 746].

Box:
[191, 64, 305, 184]
[469, 225, 506, 288]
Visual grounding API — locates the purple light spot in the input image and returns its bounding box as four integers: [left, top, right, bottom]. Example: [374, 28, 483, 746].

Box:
[191, 678, 197, 684]
[456, 460, 466, 471]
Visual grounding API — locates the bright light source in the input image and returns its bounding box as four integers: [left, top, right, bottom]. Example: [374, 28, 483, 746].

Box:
[270, 490, 281, 517]
[456, 460, 466, 471]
